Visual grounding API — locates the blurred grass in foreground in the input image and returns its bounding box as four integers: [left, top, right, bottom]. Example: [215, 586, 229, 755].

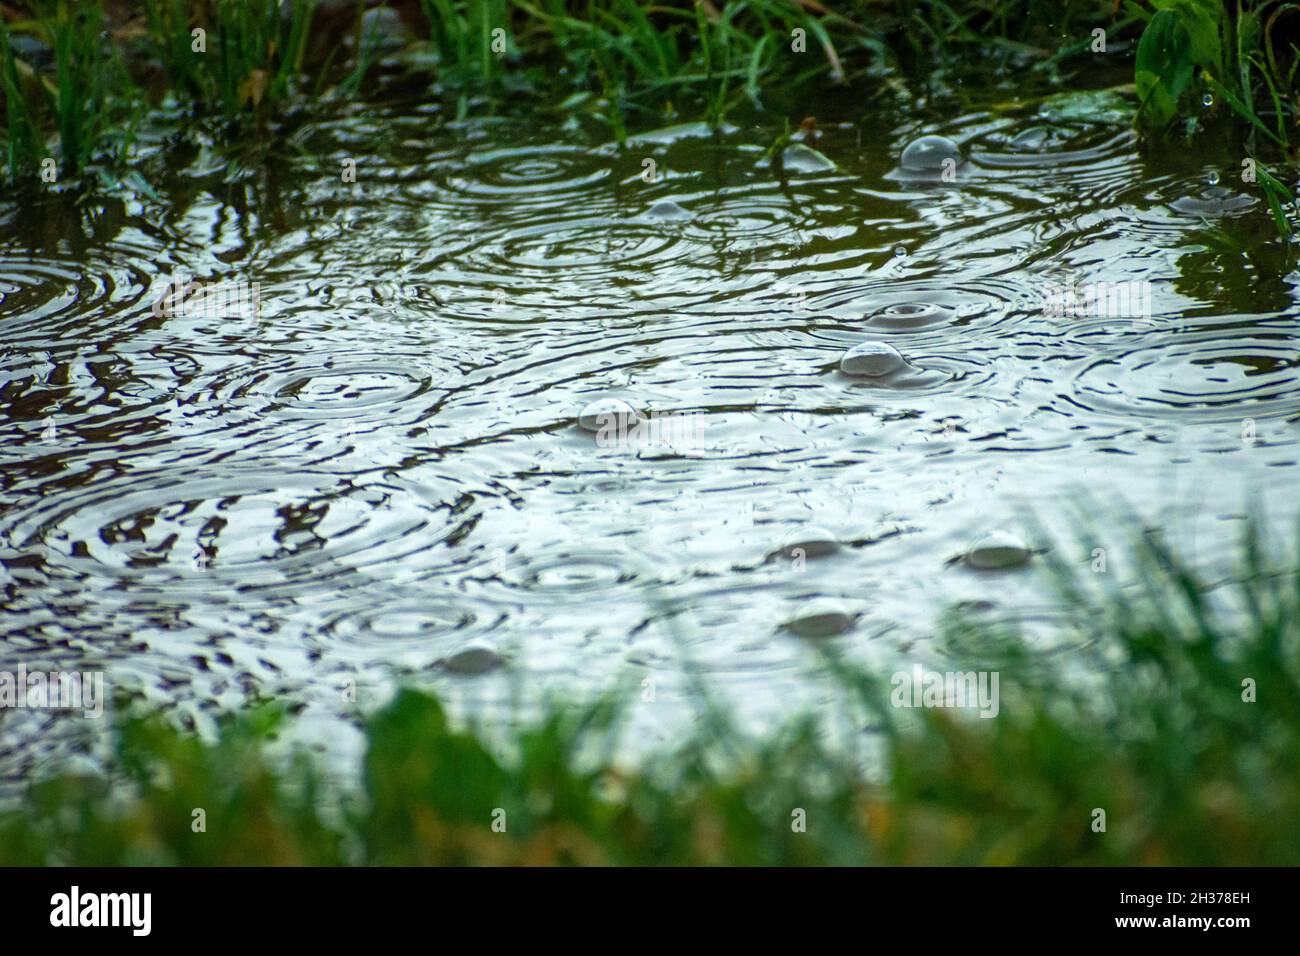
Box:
[2, 518, 1299, 866]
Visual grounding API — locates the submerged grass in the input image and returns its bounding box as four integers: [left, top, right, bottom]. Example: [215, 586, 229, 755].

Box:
[3, 519, 1298, 866]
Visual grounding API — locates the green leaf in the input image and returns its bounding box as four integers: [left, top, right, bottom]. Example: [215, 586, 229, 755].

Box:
[1203, 72, 1286, 146]
[1136, 10, 1193, 127]
[1152, 0, 1223, 73]
[1256, 165, 1295, 239]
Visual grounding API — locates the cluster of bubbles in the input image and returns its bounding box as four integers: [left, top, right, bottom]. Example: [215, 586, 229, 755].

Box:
[564, 133, 1032, 643]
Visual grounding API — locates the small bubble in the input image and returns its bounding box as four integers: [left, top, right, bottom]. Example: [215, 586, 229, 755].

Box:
[893, 246, 906, 258]
[1202, 93, 1214, 107]
[1207, 171, 1220, 186]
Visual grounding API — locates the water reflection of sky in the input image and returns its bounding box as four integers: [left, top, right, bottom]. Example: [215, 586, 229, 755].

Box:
[1, 85, 1297, 780]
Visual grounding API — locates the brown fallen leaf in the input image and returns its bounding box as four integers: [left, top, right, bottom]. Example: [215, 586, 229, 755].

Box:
[798, 115, 820, 148]
[240, 68, 268, 108]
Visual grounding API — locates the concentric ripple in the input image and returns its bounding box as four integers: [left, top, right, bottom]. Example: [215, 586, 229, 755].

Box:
[3, 92, 1299, 780]
[0, 469, 457, 601]
[808, 277, 1034, 334]
[434, 144, 613, 209]
[0, 254, 154, 344]
[1068, 331, 1300, 424]
[174, 349, 446, 431]
[253, 362, 434, 420]
[320, 593, 503, 654]
[467, 216, 692, 281]
[1169, 185, 1257, 217]
[479, 545, 652, 607]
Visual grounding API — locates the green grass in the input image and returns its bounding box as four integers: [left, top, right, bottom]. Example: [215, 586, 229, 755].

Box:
[0, 16, 41, 180]
[1131, 0, 1298, 144]
[140, 0, 318, 122]
[0, 4, 1294, 236]
[8, 2, 1288, 182]
[3, 517, 1298, 866]
[1, 1, 137, 180]
[1130, 1, 1300, 236]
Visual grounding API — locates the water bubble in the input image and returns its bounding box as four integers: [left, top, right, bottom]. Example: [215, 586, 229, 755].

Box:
[772, 526, 841, 561]
[359, 5, 416, 53]
[840, 341, 910, 378]
[900, 134, 962, 172]
[1170, 186, 1255, 217]
[647, 199, 691, 221]
[1207, 171, 1220, 187]
[438, 642, 507, 675]
[963, 531, 1032, 570]
[867, 301, 955, 329]
[782, 598, 856, 638]
[893, 246, 907, 258]
[577, 397, 641, 432]
[1202, 93, 1214, 107]
[1009, 126, 1050, 150]
[780, 143, 837, 174]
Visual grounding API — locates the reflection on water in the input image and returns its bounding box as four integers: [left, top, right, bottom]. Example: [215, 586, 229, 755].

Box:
[2, 84, 1298, 780]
